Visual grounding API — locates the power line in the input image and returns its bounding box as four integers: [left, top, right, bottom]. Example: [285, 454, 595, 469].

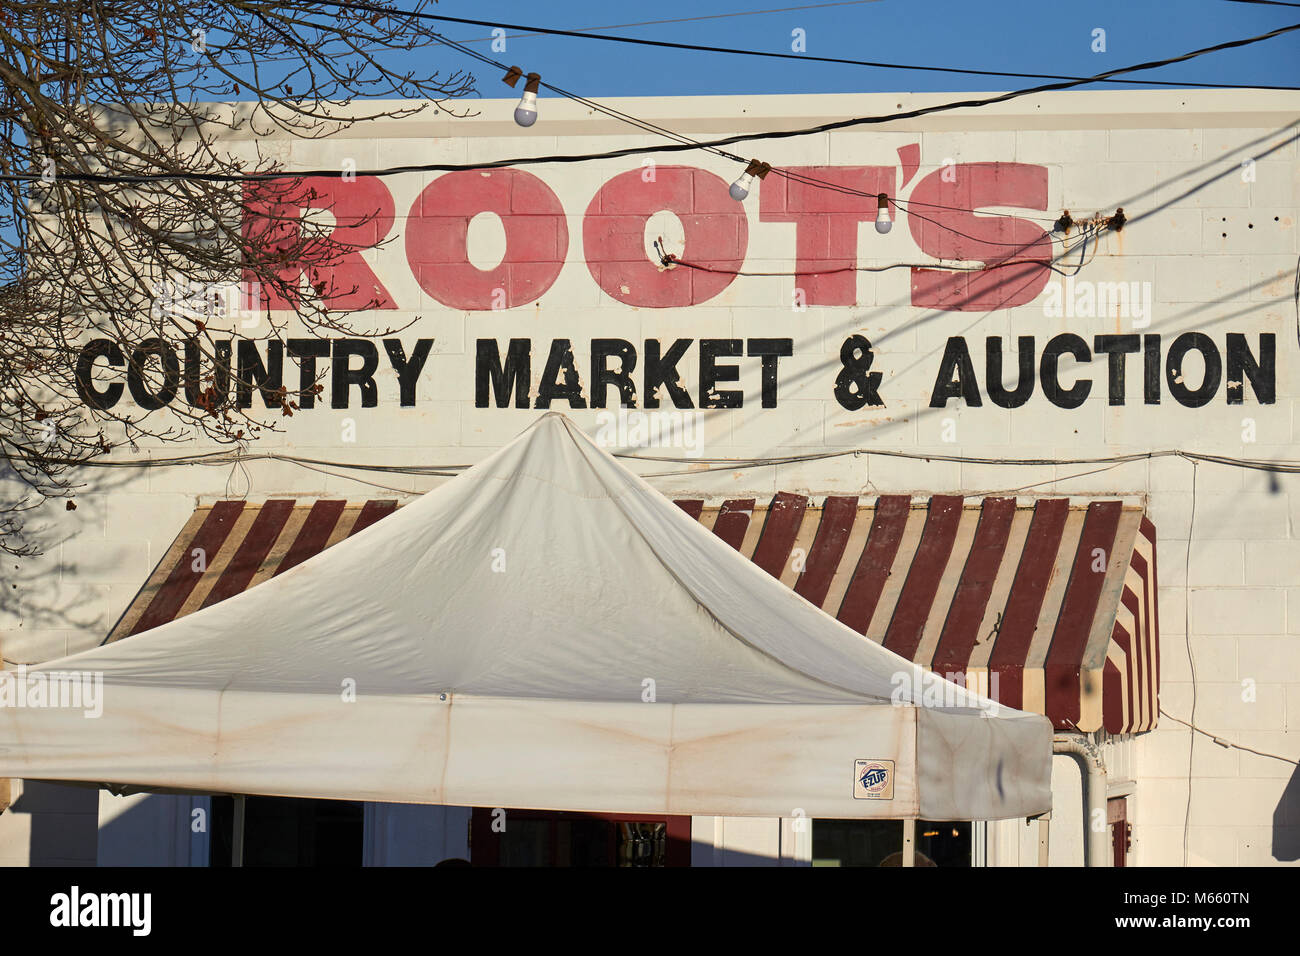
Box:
[316, 1, 1300, 91]
[1160, 709, 1299, 766]
[458, 0, 888, 43]
[13, 16, 1297, 187]
[9, 445, 1300, 478]
[656, 220, 1106, 277]
[429, 29, 1097, 249]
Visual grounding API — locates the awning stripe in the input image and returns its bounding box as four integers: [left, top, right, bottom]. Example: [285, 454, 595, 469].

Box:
[130, 500, 244, 637]
[110, 493, 1159, 733]
[794, 495, 857, 608]
[200, 498, 296, 610]
[835, 495, 910, 635]
[991, 499, 1068, 711]
[672, 499, 704, 521]
[351, 499, 398, 536]
[968, 507, 1033, 674]
[712, 499, 754, 551]
[1046, 501, 1123, 729]
[884, 495, 964, 660]
[932, 497, 1016, 674]
[753, 492, 807, 578]
[866, 506, 927, 644]
[1024, 508, 1086, 717]
[916, 504, 978, 672]
[110, 506, 210, 640]
[1133, 520, 1160, 732]
[276, 500, 347, 575]
[178, 505, 259, 619]
[821, 499, 874, 623]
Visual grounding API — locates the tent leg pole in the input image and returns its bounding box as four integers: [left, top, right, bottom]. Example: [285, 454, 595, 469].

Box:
[1038, 816, 1050, 867]
[232, 795, 246, 868]
[902, 819, 915, 867]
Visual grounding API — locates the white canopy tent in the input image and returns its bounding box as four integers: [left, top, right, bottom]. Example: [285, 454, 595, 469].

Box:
[0, 414, 1051, 820]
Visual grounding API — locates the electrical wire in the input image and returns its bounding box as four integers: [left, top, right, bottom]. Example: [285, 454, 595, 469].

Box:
[10, 444, 1300, 477]
[655, 221, 1104, 277]
[10, 17, 1298, 185]
[435, 36, 1107, 252]
[1160, 709, 1299, 766]
[316, 1, 1300, 91]
[458, 0, 890, 44]
[768, 168, 1079, 241]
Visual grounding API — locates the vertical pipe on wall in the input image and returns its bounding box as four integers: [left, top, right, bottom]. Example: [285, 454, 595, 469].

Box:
[1052, 734, 1109, 867]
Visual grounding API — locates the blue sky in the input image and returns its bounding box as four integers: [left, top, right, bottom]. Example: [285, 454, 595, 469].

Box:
[429, 0, 1300, 98]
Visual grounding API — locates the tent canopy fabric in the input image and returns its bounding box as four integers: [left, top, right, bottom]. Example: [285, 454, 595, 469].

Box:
[0, 414, 1052, 820]
[106, 493, 1157, 734]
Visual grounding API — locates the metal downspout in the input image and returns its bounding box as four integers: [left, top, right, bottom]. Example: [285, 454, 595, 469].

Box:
[1052, 733, 1109, 867]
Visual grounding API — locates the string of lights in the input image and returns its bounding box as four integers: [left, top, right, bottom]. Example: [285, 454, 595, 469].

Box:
[440, 30, 1106, 248]
[9, 17, 1296, 185]
[654, 220, 1105, 278]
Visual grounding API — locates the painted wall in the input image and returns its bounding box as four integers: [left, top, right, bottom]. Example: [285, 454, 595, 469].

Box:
[0, 89, 1296, 866]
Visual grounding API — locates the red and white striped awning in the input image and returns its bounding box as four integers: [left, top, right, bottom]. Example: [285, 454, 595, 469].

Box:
[110, 494, 1159, 734]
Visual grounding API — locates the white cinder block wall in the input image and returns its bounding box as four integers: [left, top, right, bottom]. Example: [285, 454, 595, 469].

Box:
[0, 90, 1296, 865]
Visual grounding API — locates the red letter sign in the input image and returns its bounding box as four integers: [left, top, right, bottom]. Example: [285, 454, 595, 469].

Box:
[908, 162, 1051, 311]
[243, 176, 397, 311]
[584, 167, 746, 308]
[407, 169, 568, 310]
[759, 165, 896, 306]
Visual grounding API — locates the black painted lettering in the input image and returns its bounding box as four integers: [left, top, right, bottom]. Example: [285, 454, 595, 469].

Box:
[183, 338, 232, 410]
[1040, 334, 1092, 409]
[287, 339, 331, 409]
[1143, 334, 1161, 405]
[699, 339, 743, 409]
[1093, 334, 1140, 407]
[929, 337, 982, 407]
[643, 339, 693, 409]
[384, 338, 434, 407]
[332, 340, 380, 409]
[476, 339, 531, 408]
[590, 339, 637, 408]
[1166, 332, 1221, 408]
[535, 339, 586, 409]
[986, 336, 1035, 409]
[747, 338, 793, 408]
[236, 340, 284, 409]
[1226, 332, 1275, 404]
[75, 339, 124, 410]
[128, 338, 181, 410]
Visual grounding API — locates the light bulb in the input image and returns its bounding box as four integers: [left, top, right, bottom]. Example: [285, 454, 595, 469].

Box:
[514, 89, 538, 127]
[503, 68, 541, 128]
[874, 193, 892, 234]
[729, 159, 770, 202]
[729, 172, 754, 202]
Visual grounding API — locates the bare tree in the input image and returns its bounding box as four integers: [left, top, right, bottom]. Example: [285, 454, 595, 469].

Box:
[0, 0, 475, 556]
